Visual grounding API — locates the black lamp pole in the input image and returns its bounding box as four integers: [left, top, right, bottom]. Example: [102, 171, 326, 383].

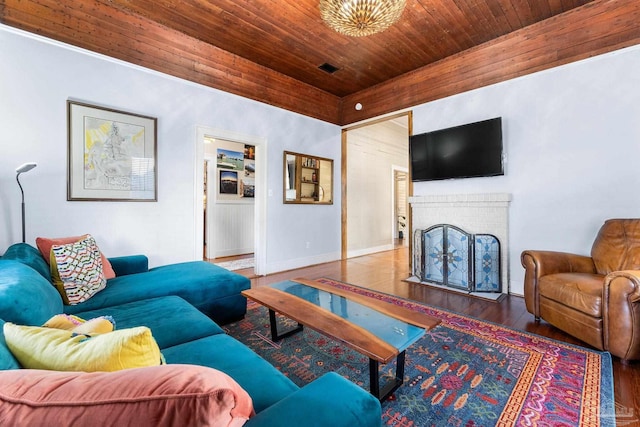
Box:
[16, 163, 37, 243]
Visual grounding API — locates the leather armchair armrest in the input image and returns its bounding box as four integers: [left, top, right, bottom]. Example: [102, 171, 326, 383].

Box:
[521, 250, 596, 277]
[521, 250, 596, 316]
[604, 270, 640, 361]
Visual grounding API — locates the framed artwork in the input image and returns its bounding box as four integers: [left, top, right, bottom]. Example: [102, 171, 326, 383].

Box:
[216, 148, 243, 171]
[219, 170, 238, 194]
[67, 101, 157, 201]
[242, 150, 255, 199]
[214, 144, 256, 201]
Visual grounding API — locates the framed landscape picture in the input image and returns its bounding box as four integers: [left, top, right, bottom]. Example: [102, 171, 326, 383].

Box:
[67, 101, 157, 201]
[219, 170, 238, 194]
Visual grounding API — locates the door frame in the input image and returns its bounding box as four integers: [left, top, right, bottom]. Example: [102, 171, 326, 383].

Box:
[341, 111, 413, 259]
[391, 166, 409, 245]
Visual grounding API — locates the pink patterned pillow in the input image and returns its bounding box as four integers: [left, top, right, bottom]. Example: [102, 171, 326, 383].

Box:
[50, 235, 107, 305]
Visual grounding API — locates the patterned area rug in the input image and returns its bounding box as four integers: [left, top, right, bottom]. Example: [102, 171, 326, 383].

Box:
[225, 278, 616, 426]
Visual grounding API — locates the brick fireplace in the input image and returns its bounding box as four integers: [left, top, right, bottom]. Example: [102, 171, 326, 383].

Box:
[408, 193, 511, 294]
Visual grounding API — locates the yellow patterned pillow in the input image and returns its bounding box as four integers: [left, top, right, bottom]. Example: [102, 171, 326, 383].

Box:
[43, 314, 115, 335]
[3, 323, 163, 372]
[50, 235, 107, 305]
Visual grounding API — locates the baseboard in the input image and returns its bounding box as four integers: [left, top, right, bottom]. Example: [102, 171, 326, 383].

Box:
[347, 244, 395, 259]
[214, 247, 254, 258]
[265, 252, 341, 275]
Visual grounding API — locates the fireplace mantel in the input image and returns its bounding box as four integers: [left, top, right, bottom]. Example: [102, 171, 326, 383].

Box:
[409, 193, 511, 293]
[409, 193, 511, 207]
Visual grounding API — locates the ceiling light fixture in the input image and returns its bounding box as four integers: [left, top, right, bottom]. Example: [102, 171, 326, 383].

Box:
[319, 0, 407, 37]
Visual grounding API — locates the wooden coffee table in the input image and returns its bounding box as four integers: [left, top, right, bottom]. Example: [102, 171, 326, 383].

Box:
[242, 278, 440, 401]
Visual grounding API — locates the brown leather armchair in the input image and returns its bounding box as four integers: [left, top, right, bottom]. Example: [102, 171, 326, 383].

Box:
[521, 219, 640, 362]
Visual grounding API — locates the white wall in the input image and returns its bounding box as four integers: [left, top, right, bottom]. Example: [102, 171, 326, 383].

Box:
[0, 25, 341, 271]
[347, 120, 408, 257]
[3, 25, 638, 291]
[411, 44, 640, 295]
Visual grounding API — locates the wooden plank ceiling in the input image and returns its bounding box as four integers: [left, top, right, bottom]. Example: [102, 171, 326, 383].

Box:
[2, 0, 639, 125]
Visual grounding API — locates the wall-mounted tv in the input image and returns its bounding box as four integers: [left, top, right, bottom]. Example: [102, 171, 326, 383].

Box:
[410, 117, 504, 182]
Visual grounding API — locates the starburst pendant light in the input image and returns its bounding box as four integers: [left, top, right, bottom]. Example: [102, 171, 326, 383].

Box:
[319, 0, 407, 37]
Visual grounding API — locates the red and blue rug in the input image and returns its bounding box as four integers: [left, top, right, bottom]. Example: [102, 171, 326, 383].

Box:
[225, 278, 616, 426]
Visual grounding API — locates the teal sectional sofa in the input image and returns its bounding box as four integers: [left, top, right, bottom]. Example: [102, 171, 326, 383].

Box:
[0, 243, 381, 426]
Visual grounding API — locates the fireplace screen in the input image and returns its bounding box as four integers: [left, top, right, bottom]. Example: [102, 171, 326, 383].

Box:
[414, 224, 501, 293]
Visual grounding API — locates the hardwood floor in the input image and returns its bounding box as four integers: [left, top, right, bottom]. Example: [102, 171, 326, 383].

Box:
[226, 247, 640, 426]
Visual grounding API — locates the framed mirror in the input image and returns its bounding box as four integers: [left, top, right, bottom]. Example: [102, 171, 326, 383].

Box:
[284, 151, 333, 204]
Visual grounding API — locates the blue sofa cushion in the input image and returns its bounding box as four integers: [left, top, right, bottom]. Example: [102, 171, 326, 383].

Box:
[0, 320, 20, 370]
[244, 372, 383, 427]
[63, 261, 250, 323]
[0, 260, 63, 326]
[162, 334, 299, 414]
[73, 296, 225, 349]
[108, 255, 148, 276]
[1, 243, 51, 282]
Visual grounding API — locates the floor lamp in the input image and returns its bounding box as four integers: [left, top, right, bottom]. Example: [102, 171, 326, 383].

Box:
[16, 162, 37, 243]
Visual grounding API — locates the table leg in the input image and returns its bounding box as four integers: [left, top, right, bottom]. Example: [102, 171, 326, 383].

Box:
[268, 309, 303, 341]
[369, 351, 406, 402]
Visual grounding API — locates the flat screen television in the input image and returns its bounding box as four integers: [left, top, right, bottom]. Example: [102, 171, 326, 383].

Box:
[410, 117, 504, 182]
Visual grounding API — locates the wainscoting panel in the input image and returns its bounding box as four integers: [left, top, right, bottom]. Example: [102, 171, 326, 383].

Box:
[211, 203, 254, 258]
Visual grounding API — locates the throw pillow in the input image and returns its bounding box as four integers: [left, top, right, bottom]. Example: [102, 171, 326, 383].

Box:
[0, 365, 254, 427]
[50, 235, 107, 305]
[43, 313, 115, 334]
[3, 323, 163, 372]
[36, 234, 116, 279]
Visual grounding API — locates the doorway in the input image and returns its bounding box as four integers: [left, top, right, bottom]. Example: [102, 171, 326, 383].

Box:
[203, 137, 255, 260]
[342, 112, 411, 258]
[196, 127, 266, 276]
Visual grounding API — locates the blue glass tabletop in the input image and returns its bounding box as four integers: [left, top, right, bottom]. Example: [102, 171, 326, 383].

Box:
[271, 281, 425, 352]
